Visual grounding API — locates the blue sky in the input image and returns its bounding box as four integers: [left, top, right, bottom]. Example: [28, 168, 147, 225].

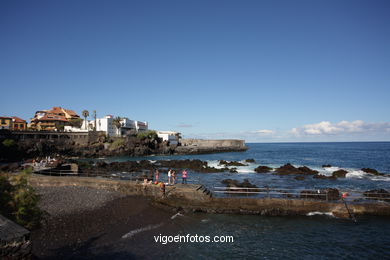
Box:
[1, 0, 389, 142]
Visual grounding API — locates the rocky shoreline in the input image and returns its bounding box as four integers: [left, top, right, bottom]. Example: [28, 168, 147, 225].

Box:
[0, 130, 247, 162]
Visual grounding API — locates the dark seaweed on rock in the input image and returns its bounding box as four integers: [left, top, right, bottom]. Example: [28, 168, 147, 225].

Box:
[79, 159, 228, 175]
[274, 163, 318, 175]
[313, 174, 337, 180]
[332, 169, 348, 178]
[221, 179, 260, 190]
[219, 160, 247, 167]
[361, 168, 384, 176]
[254, 165, 272, 173]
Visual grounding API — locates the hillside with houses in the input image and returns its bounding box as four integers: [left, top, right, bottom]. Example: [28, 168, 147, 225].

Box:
[1, 106, 181, 144]
[0, 107, 246, 162]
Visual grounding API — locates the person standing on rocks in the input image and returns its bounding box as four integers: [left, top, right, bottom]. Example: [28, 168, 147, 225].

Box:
[182, 169, 188, 184]
[168, 168, 172, 185]
[155, 169, 159, 184]
[172, 170, 176, 185]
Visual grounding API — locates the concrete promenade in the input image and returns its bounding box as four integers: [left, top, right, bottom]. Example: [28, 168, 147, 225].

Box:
[28, 174, 390, 218]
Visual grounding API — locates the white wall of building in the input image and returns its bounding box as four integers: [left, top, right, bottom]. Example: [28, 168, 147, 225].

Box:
[157, 131, 179, 145]
[64, 115, 148, 137]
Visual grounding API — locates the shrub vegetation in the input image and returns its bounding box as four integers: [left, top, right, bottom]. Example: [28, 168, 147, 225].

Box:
[0, 172, 43, 230]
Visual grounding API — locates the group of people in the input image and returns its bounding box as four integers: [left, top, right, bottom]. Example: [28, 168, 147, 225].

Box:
[153, 168, 188, 185]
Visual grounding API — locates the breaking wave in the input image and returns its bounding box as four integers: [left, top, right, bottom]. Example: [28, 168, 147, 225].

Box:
[122, 223, 163, 239]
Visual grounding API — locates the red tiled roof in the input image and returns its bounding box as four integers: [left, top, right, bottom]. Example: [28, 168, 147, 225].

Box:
[0, 116, 12, 119]
[65, 109, 78, 116]
[50, 107, 64, 114]
[12, 116, 26, 123]
[40, 114, 68, 122]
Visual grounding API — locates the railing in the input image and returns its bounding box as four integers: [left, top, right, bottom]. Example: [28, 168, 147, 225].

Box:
[213, 187, 390, 203]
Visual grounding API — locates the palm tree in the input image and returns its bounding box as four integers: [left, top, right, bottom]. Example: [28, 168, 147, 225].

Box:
[82, 110, 89, 130]
[112, 116, 122, 137]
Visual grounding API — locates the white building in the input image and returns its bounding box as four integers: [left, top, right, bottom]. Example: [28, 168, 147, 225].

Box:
[65, 115, 148, 137]
[157, 131, 181, 145]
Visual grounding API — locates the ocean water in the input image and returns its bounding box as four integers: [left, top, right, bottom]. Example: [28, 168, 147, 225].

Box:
[105, 142, 390, 192]
[99, 143, 390, 259]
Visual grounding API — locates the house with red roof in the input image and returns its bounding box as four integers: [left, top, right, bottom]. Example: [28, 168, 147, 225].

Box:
[11, 117, 27, 130]
[29, 107, 80, 131]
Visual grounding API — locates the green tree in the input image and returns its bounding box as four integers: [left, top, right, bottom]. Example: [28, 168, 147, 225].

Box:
[82, 110, 89, 130]
[69, 118, 83, 128]
[0, 173, 43, 230]
[112, 116, 122, 136]
[2, 139, 15, 148]
[137, 130, 158, 140]
[54, 122, 65, 131]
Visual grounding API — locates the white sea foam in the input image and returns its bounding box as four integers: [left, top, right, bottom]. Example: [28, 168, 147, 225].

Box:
[122, 223, 163, 239]
[346, 170, 368, 179]
[306, 212, 335, 217]
[323, 166, 341, 173]
[207, 160, 225, 169]
[171, 212, 184, 219]
[201, 219, 210, 223]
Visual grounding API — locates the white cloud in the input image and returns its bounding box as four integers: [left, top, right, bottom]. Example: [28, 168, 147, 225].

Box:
[254, 129, 275, 135]
[292, 120, 390, 136]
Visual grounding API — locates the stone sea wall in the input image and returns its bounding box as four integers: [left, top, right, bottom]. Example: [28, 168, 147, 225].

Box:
[176, 139, 247, 154]
[28, 175, 390, 218]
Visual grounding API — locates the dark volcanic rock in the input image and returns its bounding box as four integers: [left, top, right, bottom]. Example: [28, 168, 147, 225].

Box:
[274, 163, 318, 175]
[322, 164, 332, 168]
[332, 169, 348, 178]
[221, 179, 260, 192]
[81, 159, 227, 176]
[363, 189, 390, 201]
[300, 188, 340, 201]
[361, 168, 384, 176]
[245, 159, 256, 163]
[313, 174, 336, 180]
[229, 168, 238, 173]
[219, 160, 247, 167]
[254, 165, 272, 173]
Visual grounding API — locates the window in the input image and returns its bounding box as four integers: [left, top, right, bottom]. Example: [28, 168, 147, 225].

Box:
[1, 119, 5, 124]
[14, 124, 18, 128]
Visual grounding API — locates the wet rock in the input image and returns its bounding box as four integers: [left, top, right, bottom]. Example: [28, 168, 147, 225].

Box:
[363, 189, 390, 201]
[322, 164, 332, 168]
[221, 178, 260, 192]
[254, 165, 272, 173]
[81, 159, 228, 176]
[313, 174, 337, 180]
[229, 168, 238, 173]
[300, 188, 340, 200]
[274, 163, 318, 175]
[361, 168, 384, 176]
[219, 160, 247, 167]
[245, 159, 256, 163]
[294, 176, 305, 181]
[332, 169, 348, 178]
